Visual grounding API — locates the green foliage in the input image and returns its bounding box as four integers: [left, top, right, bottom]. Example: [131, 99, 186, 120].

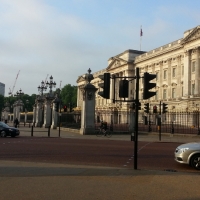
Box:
[4, 93, 37, 112]
[60, 84, 77, 107]
[1, 83, 77, 114]
[0, 94, 4, 117]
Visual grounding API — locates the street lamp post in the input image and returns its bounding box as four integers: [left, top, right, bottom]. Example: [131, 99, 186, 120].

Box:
[38, 81, 47, 96]
[46, 75, 56, 93]
[14, 89, 24, 99]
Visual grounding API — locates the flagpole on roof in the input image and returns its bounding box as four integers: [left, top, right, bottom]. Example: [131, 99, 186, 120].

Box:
[140, 26, 143, 51]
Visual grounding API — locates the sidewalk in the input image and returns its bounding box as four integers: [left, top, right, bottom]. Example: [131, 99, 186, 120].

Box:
[16, 123, 200, 144]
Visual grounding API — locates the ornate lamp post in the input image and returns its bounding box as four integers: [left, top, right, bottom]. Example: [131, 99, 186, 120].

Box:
[14, 89, 24, 100]
[38, 81, 47, 96]
[46, 75, 56, 93]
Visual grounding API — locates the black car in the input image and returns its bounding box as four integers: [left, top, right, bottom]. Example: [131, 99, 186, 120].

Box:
[0, 121, 20, 137]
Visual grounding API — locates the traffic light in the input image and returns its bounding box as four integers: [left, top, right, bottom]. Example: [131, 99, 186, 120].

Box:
[98, 73, 110, 99]
[162, 103, 168, 113]
[144, 103, 149, 113]
[63, 105, 67, 112]
[119, 80, 129, 98]
[153, 106, 157, 113]
[143, 72, 156, 99]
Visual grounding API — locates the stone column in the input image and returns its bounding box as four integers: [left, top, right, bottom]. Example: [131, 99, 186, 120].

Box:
[177, 55, 182, 98]
[32, 104, 37, 126]
[43, 100, 52, 128]
[183, 50, 191, 97]
[159, 61, 163, 88]
[35, 101, 43, 127]
[110, 73, 114, 103]
[80, 83, 98, 135]
[195, 47, 199, 95]
[80, 68, 98, 135]
[51, 100, 59, 129]
[167, 58, 172, 98]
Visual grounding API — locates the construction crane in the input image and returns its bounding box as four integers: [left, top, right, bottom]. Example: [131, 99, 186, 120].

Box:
[9, 70, 20, 96]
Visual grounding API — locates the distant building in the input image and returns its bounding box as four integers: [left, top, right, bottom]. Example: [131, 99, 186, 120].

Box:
[0, 82, 5, 96]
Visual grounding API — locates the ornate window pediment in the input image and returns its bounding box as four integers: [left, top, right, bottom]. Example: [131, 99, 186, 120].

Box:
[162, 84, 168, 88]
[171, 83, 177, 86]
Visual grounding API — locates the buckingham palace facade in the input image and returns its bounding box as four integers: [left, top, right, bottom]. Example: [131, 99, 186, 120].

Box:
[76, 25, 200, 125]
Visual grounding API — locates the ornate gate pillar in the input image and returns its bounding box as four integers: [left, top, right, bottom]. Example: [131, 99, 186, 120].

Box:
[35, 96, 44, 127]
[43, 94, 54, 128]
[80, 68, 98, 135]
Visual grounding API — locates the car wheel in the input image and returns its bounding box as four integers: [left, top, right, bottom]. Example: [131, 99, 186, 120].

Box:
[1, 131, 6, 137]
[191, 154, 200, 170]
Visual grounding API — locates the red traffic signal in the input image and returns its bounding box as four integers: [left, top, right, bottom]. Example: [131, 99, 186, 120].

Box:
[153, 106, 157, 113]
[63, 105, 67, 112]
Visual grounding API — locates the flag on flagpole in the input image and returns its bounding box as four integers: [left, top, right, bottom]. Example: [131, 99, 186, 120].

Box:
[140, 27, 143, 37]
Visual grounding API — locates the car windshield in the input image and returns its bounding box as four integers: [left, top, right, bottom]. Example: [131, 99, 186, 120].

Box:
[0, 122, 10, 128]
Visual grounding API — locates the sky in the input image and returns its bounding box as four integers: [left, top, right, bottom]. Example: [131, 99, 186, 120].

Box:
[1, 0, 200, 96]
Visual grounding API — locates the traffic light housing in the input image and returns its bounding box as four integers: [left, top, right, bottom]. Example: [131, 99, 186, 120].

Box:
[153, 105, 157, 113]
[63, 105, 67, 112]
[119, 80, 129, 98]
[144, 103, 149, 113]
[162, 103, 168, 113]
[130, 102, 141, 110]
[143, 72, 156, 99]
[98, 73, 110, 99]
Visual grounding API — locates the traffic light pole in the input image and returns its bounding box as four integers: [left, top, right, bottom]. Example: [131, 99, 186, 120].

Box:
[159, 101, 161, 141]
[134, 68, 139, 170]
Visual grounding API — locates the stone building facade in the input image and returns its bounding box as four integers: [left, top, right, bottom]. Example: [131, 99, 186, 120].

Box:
[77, 25, 200, 124]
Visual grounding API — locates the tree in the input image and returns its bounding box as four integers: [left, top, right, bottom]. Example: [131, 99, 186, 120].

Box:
[0, 94, 4, 118]
[60, 84, 77, 108]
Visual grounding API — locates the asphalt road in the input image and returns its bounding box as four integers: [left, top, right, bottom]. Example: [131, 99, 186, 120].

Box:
[0, 136, 198, 173]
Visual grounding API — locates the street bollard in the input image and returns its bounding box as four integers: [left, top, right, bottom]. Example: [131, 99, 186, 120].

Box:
[48, 126, 50, 137]
[31, 125, 33, 136]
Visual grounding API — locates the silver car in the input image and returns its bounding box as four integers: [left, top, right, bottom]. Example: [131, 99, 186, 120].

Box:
[175, 142, 200, 170]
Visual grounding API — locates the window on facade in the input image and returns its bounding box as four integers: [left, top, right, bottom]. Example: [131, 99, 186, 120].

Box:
[192, 61, 196, 72]
[172, 88, 176, 99]
[191, 84, 195, 95]
[163, 70, 167, 79]
[163, 89, 167, 99]
[155, 90, 158, 100]
[172, 68, 176, 77]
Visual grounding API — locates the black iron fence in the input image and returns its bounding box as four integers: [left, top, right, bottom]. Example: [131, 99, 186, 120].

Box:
[60, 112, 81, 129]
[10, 110, 200, 135]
